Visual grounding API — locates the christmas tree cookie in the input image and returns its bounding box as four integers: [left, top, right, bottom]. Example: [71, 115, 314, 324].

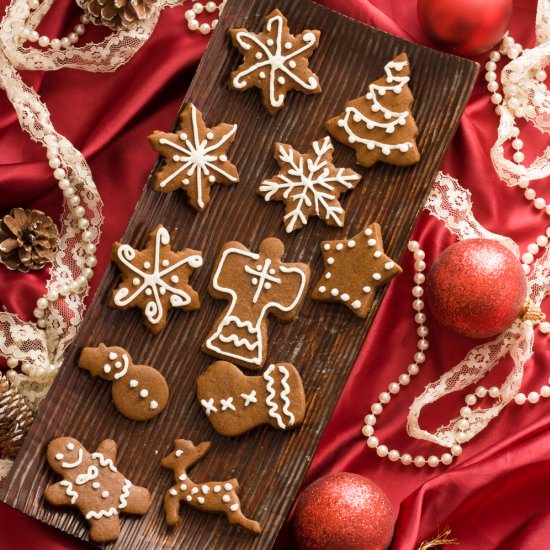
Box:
[326, 53, 420, 168]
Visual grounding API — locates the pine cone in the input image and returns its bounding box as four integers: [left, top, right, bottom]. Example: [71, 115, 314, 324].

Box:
[0, 373, 33, 459]
[76, 0, 157, 30]
[0, 208, 58, 273]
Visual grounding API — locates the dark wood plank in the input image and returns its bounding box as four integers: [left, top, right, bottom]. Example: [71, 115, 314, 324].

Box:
[0, 0, 478, 547]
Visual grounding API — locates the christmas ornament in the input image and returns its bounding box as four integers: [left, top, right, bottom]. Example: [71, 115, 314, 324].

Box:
[417, 0, 512, 56]
[76, 0, 156, 30]
[0, 208, 58, 272]
[426, 238, 527, 339]
[0, 373, 33, 459]
[293, 472, 394, 550]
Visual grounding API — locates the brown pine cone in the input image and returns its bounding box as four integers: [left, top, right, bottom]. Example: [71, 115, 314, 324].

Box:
[0, 373, 33, 459]
[76, 0, 157, 30]
[0, 208, 58, 273]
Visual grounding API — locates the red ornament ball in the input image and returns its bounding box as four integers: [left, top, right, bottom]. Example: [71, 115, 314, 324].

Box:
[293, 472, 394, 550]
[426, 238, 527, 339]
[417, 0, 512, 56]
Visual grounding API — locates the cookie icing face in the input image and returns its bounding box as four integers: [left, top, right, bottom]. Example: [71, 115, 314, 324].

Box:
[229, 9, 321, 114]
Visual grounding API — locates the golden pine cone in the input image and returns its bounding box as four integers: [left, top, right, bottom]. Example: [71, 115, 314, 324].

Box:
[0, 208, 58, 273]
[76, 0, 157, 30]
[0, 373, 34, 459]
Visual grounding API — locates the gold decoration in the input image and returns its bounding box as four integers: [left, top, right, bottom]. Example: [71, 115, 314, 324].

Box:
[417, 527, 459, 550]
[76, 0, 157, 30]
[520, 299, 546, 325]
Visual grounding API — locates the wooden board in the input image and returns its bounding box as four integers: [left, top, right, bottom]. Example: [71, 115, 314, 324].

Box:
[0, 0, 478, 547]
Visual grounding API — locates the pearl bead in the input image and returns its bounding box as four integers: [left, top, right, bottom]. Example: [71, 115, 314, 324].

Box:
[524, 188, 536, 200]
[475, 386, 487, 398]
[408, 241, 419, 252]
[460, 406, 472, 418]
[29, 0, 39, 9]
[400, 453, 413, 466]
[491, 93, 503, 105]
[364, 414, 376, 426]
[534, 198, 546, 210]
[412, 299, 424, 311]
[485, 61, 497, 72]
[83, 268, 94, 280]
[541, 385, 550, 398]
[47, 290, 59, 301]
[188, 19, 200, 30]
[36, 297, 48, 309]
[511, 126, 520, 137]
[69, 196, 80, 207]
[417, 340, 429, 351]
[80, 14, 91, 24]
[539, 321, 550, 334]
[536, 69, 547, 82]
[399, 373, 410, 385]
[389, 382, 400, 394]
[206, 1, 217, 11]
[488, 386, 500, 398]
[33, 308, 44, 318]
[414, 260, 426, 272]
[376, 445, 388, 457]
[413, 456, 426, 468]
[74, 206, 85, 218]
[367, 436, 379, 448]
[455, 431, 467, 443]
[63, 187, 75, 198]
[185, 9, 195, 19]
[408, 363, 419, 376]
[85, 243, 96, 255]
[82, 230, 93, 242]
[521, 252, 534, 265]
[29, 30, 39, 42]
[75, 24, 86, 35]
[412, 286, 424, 298]
[513, 151, 525, 164]
[76, 276, 87, 287]
[522, 263, 531, 275]
[6, 357, 18, 368]
[414, 249, 425, 261]
[379, 392, 391, 404]
[441, 453, 453, 465]
[199, 23, 211, 35]
[518, 176, 529, 188]
[85, 255, 97, 267]
[37, 319, 46, 328]
[371, 402, 383, 415]
[50, 38, 61, 51]
[413, 273, 425, 285]
[362, 424, 374, 436]
[487, 81, 499, 93]
[58, 178, 71, 190]
[527, 243, 540, 255]
[193, 2, 204, 13]
[69, 32, 79, 44]
[53, 167, 66, 180]
[61, 37, 70, 48]
[427, 456, 439, 468]
[414, 313, 426, 324]
[536, 235, 548, 247]
[78, 218, 90, 230]
[59, 284, 70, 296]
[451, 444, 463, 456]
[507, 84, 519, 96]
[502, 36, 515, 49]
[465, 394, 477, 406]
[528, 391, 540, 404]
[485, 71, 497, 82]
[212, 19, 218, 29]
[457, 418, 470, 431]
[38, 35, 50, 47]
[512, 138, 524, 150]
[515, 392, 527, 405]
[417, 326, 428, 338]
[490, 51, 501, 62]
[414, 351, 426, 364]
[388, 450, 400, 462]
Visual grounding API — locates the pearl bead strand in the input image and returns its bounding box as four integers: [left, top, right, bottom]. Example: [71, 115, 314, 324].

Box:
[361, 242, 462, 468]
[19, 0, 88, 50]
[184, 0, 226, 34]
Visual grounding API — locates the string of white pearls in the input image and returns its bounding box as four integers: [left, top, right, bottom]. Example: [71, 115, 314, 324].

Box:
[184, 0, 225, 34]
[32, 145, 96, 331]
[486, 35, 550, 281]
[361, 242, 461, 468]
[19, 1, 89, 50]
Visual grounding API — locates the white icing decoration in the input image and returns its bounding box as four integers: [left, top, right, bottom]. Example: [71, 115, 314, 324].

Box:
[327, 257, 334, 265]
[175, 450, 183, 457]
[323, 243, 331, 250]
[101, 490, 110, 499]
[205, 245, 308, 367]
[348, 240, 356, 248]
[91, 452, 118, 473]
[372, 273, 382, 281]
[180, 484, 187, 491]
[385, 261, 395, 270]
[197, 496, 205, 504]
[85, 508, 118, 520]
[61, 448, 83, 469]
[330, 288, 339, 297]
[232, 12, 319, 109]
[66, 442, 75, 451]
[364, 228, 373, 236]
[214, 485, 221, 493]
[240, 390, 257, 407]
[201, 398, 218, 415]
[186, 495, 192, 502]
[341, 293, 350, 301]
[220, 397, 236, 411]
[118, 479, 132, 510]
[368, 238, 377, 246]
[92, 482, 100, 489]
[113, 226, 203, 326]
[75, 465, 99, 485]
[351, 300, 361, 309]
[150, 400, 159, 410]
[222, 494, 231, 503]
[263, 363, 295, 429]
[259, 138, 360, 233]
[103, 364, 111, 373]
[139, 389, 149, 398]
[230, 503, 239, 512]
[169, 488, 178, 496]
[60, 480, 78, 504]
[191, 487, 199, 495]
[157, 104, 237, 208]
[244, 258, 282, 303]
[129, 379, 138, 388]
[374, 250, 382, 258]
[201, 485, 210, 494]
[224, 483, 232, 491]
[363, 286, 371, 293]
[55, 453, 63, 461]
[112, 353, 129, 380]
[108, 352, 117, 360]
[336, 243, 344, 250]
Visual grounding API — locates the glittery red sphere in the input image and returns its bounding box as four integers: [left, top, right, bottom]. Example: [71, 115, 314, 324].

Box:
[426, 239, 527, 339]
[417, 0, 512, 56]
[293, 473, 394, 550]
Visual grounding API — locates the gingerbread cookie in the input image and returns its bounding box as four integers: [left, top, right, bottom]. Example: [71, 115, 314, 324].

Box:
[203, 237, 310, 370]
[197, 361, 306, 436]
[110, 224, 202, 334]
[326, 53, 420, 167]
[79, 344, 169, 421]
[258, 136, 362, 233]
[229, 9, 321, 115]
[161, 439, 261, 534]
[44, 437, 151, 543]
[148, 103, 239, 211]
[312, 223, 402, 318]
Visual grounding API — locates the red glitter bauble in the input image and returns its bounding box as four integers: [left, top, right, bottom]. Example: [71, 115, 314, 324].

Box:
[426, 238, 527, 339]
[293, 472, 394, 550]
[417, 0, 512, 56]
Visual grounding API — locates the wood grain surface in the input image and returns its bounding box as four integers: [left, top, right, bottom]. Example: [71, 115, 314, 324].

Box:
[0, 0, 478, 547]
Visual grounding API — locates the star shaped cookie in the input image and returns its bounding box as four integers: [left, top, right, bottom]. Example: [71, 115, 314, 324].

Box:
[229, 9, 321, 114]
[258, 137, 362, 233]
[148, 103, 239, 211]
[311, 223, 402, 318]
[110, 225, 203, 334]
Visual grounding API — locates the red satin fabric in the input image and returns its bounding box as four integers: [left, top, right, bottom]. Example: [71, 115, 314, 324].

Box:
[0, 1, 548, 549]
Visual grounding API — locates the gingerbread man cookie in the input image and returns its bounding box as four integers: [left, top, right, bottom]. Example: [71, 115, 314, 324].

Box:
[229, 9, 321, 114]
[161, 439, 261, 534]
[326, 53, 420, 168]
[203, 237, 310, 370]
[148, 103, 239, 211]
[44, 437, 151, 543]
[110, 224, 202, 334]
[258, 137, 362, 233]
[312, 223, 402, 318]
[197, 361, 306, 436]
[78, 344, 169, 421]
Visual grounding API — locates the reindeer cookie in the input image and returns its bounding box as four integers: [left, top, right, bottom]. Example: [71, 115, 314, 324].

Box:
[197, 361, 306, 436]
[79, 345, 169, 421]
[44, 437, 151, 543]
[161, 439, 261, 534]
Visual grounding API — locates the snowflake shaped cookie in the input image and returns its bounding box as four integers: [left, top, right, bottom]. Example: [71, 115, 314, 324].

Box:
[258, 136, 362, 233]
[148, 103, 239, 211]
[110, 225, 202, 334]
[229, 9, 321, 114]
[312, 223, 402, 318]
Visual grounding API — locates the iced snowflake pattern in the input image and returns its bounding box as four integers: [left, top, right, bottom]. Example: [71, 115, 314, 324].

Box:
[258, 137, 362, 233]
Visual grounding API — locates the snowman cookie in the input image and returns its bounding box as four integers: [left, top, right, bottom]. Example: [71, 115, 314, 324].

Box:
[197, 361, 306, 436]
[78, 344, 169, 421]
[44, 437, 151, 543]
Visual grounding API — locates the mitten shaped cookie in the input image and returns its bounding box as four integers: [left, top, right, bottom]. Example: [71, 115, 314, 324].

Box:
[161, 439, 261, 534]
[197, 361, 306, 436]
[79, 344, 169, 421]
[44, 437, 151, 543]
